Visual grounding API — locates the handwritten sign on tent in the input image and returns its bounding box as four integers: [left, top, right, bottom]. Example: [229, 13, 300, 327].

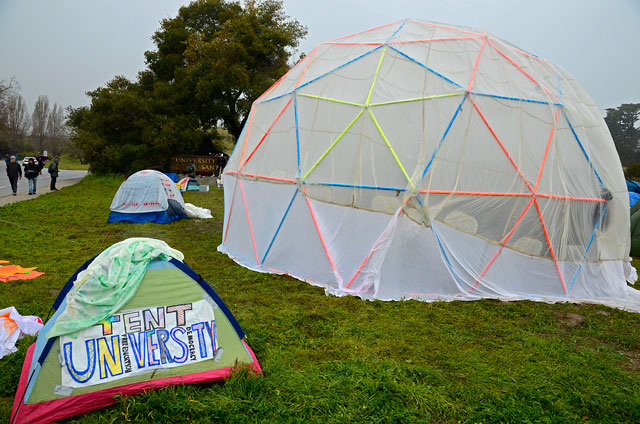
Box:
[60, 300, 218, 388]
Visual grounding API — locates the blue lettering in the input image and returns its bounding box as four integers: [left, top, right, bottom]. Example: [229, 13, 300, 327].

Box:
[63, 339, 97, 384]
[170, 327, 188, 364]
[205, 320, 217, 356]
[191, 322, 208, 359]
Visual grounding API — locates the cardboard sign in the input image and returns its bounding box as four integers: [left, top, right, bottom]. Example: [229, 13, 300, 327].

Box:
[60, 300, 217, 388]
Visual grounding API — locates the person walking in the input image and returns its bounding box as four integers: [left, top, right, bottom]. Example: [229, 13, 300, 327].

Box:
[23, 157, 40, 195]
[48, 156, 60, 191]
[6, 155, 22, 196]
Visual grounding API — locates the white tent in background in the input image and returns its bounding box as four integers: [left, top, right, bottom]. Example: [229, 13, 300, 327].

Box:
[218, 19, 640, 310]
[108, 170, 187, 224]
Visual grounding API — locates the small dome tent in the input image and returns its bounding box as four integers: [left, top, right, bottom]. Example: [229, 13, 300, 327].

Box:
[108, 170, 187, 224]
[219, 19, 640, 310]
[178, 176, 201, 192]
[11, 238, 261, 424]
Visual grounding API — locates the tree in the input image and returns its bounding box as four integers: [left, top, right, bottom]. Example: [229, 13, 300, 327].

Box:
[0, 77, 18, 150]
[46, 103, 67, 155]
[146, 0, 307, 139]
[4, 94, 30, 152]
[69, 0, 306, 174]
[0, 77, 18, 116]
[68, 76, 208, 174]
[605, 103, 640, 165]
[32, 95, 50, 153]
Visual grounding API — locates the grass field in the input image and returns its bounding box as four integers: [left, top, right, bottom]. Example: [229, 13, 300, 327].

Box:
[1, 176, 640, 423]
[57, 153, 90, 171]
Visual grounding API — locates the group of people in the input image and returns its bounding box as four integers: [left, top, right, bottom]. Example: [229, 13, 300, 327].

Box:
[5, 155, 60, 196]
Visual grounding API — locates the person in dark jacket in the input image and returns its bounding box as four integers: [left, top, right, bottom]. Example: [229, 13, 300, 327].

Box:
[48, 156, 60, 190]
[6, 155, 22, 196]
[23, 158, 40, 195]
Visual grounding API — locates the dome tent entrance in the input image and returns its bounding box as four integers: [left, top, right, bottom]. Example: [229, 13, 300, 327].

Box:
[219, 19, 639, 310]
[109, 170, 187, 224]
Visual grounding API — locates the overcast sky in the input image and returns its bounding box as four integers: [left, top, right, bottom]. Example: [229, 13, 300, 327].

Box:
[1, 0, 638, 114]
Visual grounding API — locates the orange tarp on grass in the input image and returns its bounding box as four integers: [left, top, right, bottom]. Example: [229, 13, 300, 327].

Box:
[0, 263, 44, 282]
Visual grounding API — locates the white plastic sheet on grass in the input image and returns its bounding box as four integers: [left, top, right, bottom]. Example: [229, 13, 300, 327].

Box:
[185, 203, 213, 219]
[0, 307, 43, 359]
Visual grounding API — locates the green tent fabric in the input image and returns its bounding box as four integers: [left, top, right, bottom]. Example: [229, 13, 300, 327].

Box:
[48, 238, 184, 338]
[631, 208, 640, 257]
[11, 239, 261, 424]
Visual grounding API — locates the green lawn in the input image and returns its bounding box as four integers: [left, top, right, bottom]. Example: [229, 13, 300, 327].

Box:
[1, 176, 639, 423]
[57, 153, 90, 171]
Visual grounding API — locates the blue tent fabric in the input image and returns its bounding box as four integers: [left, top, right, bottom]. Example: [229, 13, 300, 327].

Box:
[108, 210, 179, 224]
[108, 199, 186, 223]
[630, 192, 640, 208]
[109, 198, 187, 224]
[627, 179, 640, 193]
[164, 172, 179, 183]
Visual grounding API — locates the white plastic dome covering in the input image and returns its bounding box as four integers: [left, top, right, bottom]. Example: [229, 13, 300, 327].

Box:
[110, 170, 185, 213]
[219, 19, 640, 310]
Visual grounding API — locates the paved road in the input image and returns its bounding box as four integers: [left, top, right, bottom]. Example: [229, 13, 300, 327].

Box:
[0, 160, 88, 199]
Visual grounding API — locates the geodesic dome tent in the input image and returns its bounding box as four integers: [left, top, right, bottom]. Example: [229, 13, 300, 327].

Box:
[108, 170, 187, 224]
[219, 19, 640, 310]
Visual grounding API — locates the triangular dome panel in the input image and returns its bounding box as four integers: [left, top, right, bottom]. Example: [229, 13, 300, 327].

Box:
[471, 40, 553, 103]
[223, 178, 259, 263]
[368, 47, 463, 105]
[238, 179, 299, 264]
[296, 47, 385, 106]
[422, 97, 531, 195]
[296, 94, 365, 179]
[240, 99, 298, 180]
[233, 96, 292, 171]
[470, 93, 560, 185]
[391, 37, 483, 90]
[260, 192, 339, 285]
[303, 109, 412, 203]
[370, 94, 465, 183]
[535, 112, 603, 200]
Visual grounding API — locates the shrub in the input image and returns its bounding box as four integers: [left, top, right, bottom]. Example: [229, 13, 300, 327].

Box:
[626, 163, 640, 180]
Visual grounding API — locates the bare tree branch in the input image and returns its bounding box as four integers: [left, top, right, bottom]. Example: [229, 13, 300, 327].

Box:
[0, 77, 19, 133]
[32, 94, 50, 154]
[5, 94, 30, 152]
[46, 102, 67, 155]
